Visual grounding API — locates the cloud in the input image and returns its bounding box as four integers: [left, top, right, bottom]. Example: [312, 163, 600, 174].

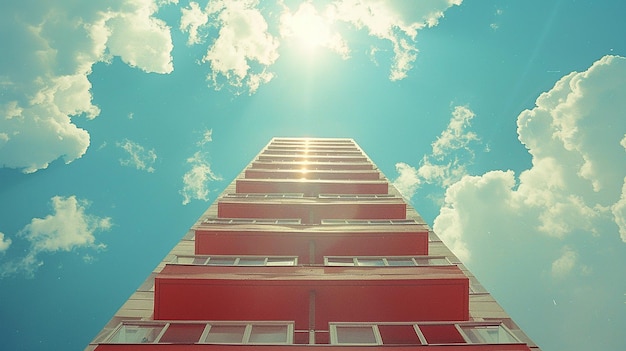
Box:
[1, 195, 111, 277]
[392, 105, 480, 199]
[181, 151, 221, 205]
[180, 1, 209, 45]
[189, 0, 280, 94]
[331, 0, 462, 80]
[0, 0, 174, 173]
[196, 128, 214, 147]
[117, 139, 157, 172]
[0, 233, 11, 253]
[279, 2, 350, 59]
[393, 162, 421, 200]
[551, 247, 581, 278]
[434, 55, 626, 264]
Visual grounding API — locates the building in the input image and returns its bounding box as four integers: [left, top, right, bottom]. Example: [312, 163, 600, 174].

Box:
[86, 137, 540, 350]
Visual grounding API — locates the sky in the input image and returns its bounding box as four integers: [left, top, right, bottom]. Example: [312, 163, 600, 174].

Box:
[0, 0, 625, 350]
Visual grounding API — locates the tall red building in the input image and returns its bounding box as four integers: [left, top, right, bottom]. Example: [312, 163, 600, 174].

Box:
[86, 137, 540, 350]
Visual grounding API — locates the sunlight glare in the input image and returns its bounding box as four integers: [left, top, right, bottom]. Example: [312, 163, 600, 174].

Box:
[282, 3, 332, 52]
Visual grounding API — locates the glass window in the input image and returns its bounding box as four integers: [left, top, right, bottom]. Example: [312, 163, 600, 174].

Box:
[378, 325, 422, 345]
[325, 257, 356, 266]
[159, 324, 206, 343]
[204, 325, 246, 344]
[108, 324, 165, 343]
[459, 325, 519, 344]
[386, 258, 415, 266]
[207, 257, 237, 265]
[356, 258, 385, 266]
[237, 257, 266, 266]
[249, 325, 289, 344]
[333, 325, 378, 345]
[266, 257, 296, 266]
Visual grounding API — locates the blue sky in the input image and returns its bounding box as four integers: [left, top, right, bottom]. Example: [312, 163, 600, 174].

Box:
[1, 1, 625, 350]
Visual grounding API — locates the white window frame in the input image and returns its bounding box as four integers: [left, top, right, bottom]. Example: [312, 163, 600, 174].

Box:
[329, 323, 382, 345]
[106, 321, 294, 345]
[175, 255, 298, 266]
[324, 256, 451, 267]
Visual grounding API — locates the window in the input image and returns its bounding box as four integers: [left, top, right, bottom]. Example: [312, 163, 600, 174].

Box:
[107, 323, 166, 343]
[203, 323, 293, 344]
[458, 325, 519, 344]
[325, 256, 451, 267]
[321, 219, 417, 225]
[203, 217, 301, 225]
[175, 255, 298, 266]
[329, 322, 519, 346]
[330, 324, 380, 345]
[107, 322, 293, 345]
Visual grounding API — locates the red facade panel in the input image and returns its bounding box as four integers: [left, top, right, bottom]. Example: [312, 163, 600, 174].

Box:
[245, 169, 380, 180]
[217, 201, 406, 224]
[235, 179, 388, 196]
[250, 161, 374, 170]
[154, 266, 469, 326]
[194, 229, 429, 260]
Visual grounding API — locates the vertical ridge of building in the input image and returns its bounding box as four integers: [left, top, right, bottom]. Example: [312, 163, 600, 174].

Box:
[87, 137, 540, 350]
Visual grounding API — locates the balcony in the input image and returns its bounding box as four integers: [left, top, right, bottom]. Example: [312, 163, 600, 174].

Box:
[256, 154, 368, 163]
[250, 161, 374, 171]
[217, 196, 405, 225]
[236, 178, 389, 196]
[244, 169, 380, 180]
[154, 265, 469, 324]
[194, 221, 429, 259]
[95, 321, 531, 350]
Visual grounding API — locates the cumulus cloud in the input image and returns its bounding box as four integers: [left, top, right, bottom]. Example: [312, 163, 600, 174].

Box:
[551, 247, 578, 278]
[180, 1, 209, 45]
[117, 139, 157, 172]
[392, 105, 480, 199]
[0, 0, 174, 173]
[1, 195, 111, 277]
[0, 232, 11, 253]
[331, 0, 462, 80]
[181, 129, 221, 205]
[196, 128, 214, 147]
[187, 0, 280, 94]
[181, 151, 221, 205]
[434, 55, 626, 268]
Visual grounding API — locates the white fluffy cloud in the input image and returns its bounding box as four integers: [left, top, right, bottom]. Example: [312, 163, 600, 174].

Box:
[183, 0, 280, 94]
[181, 129, 221, 205]
[180, 1, 209, 45]
[331, 0, 462, 80]
[393, 105, 480, 199]
[0, 0, 174, 173]
[117, 139, 158, 172]
[434, 55, 626, 267]
[0, 232, 11, 253]
[1, 196, 111, 277]
[181, 151, 221, 205]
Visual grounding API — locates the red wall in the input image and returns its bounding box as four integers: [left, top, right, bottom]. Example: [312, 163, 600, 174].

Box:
[236, 179, 388, 196]
[217, 202, 406, 224]
[194, 230, 429, 261]
[154, 266, 469, 328]
[245, 169, 380, 180]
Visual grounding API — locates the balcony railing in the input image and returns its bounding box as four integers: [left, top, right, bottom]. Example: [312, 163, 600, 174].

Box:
[174, 255, 298, 266]
[102, 321, 522, 346]
[321, 219, 418, 225]
[202, 218, 302, 225]
[324, 256, 452, 267]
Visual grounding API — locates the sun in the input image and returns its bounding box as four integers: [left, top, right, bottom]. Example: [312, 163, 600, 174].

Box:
[281, 3, 333, 52]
